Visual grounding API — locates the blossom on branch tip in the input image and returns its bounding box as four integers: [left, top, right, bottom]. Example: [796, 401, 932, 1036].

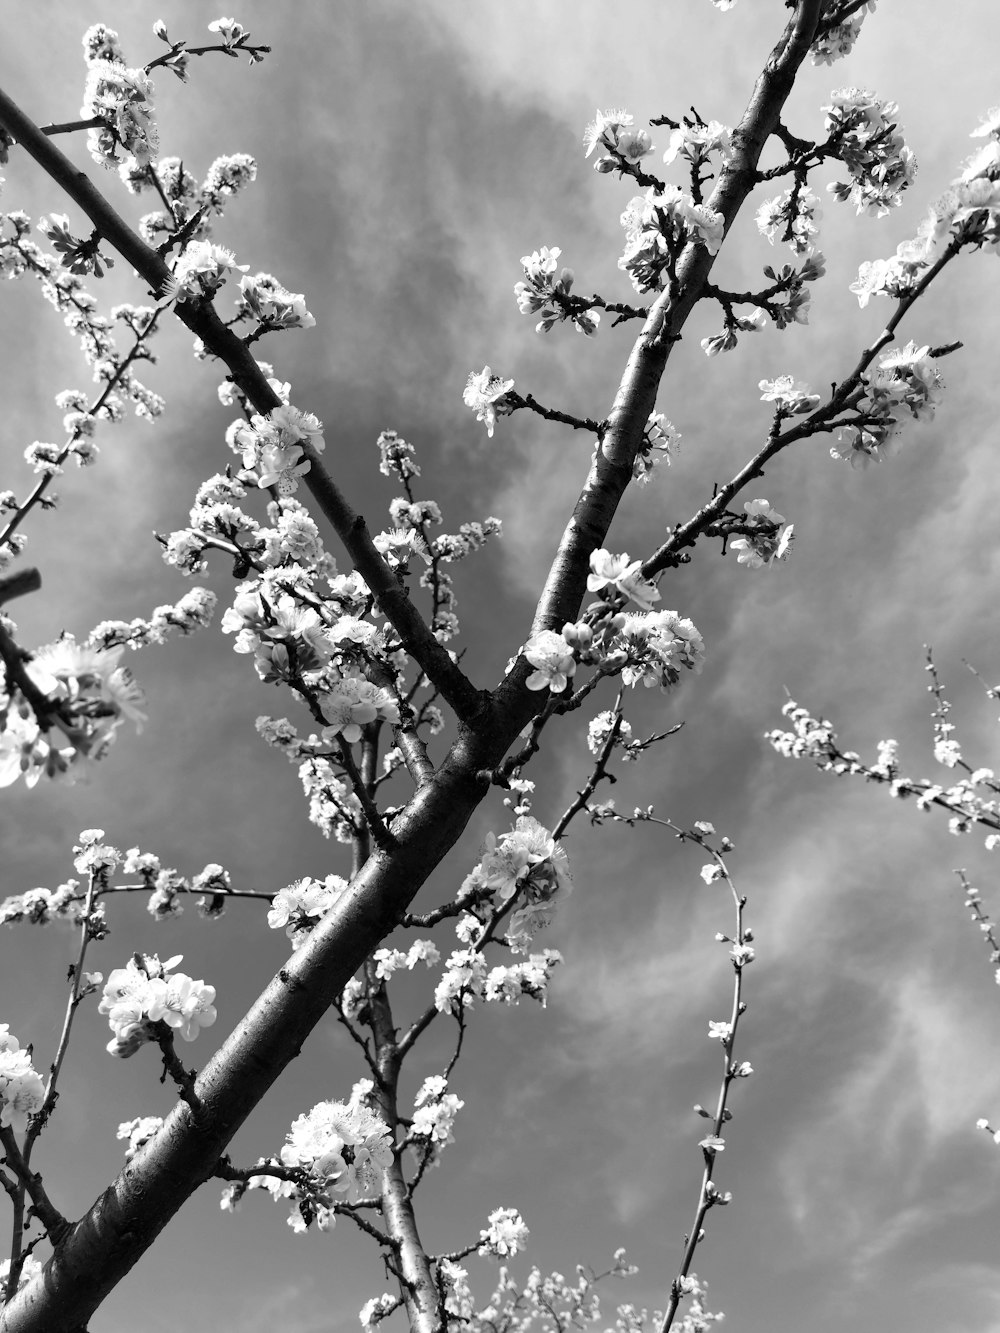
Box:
[463, 366, 515, 437]
[479, 1207, 529, 1258]
[408, 1076, 464, 1169]
[208, 17, 249, 47]
[823, 87, 916, 218]
[359, 1295, 398, 1332]
[99, 953, 216, 1055]
[81, 58, 158, 170]
[514, 247, 599, 336]
[583, 109, 645, 162]
[759, 376, 819, 415]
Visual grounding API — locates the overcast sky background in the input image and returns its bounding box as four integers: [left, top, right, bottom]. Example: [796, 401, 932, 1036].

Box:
[3, 4, 1000, 1332]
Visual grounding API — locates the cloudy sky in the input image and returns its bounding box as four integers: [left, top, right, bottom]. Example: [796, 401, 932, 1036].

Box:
[3, 4, 1000, 1332]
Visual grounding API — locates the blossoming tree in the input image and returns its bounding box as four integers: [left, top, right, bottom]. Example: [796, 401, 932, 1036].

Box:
[1, 4, 999, 1332]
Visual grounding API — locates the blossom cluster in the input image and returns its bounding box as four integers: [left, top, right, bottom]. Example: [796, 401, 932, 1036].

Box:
[165, 240, 249, 305]
[830, 341, 944, 467]
[583, 109, 654, 171]
[514, 247, 599, 336]
[234, 272, 315, 333]
[728, 498, 794, 569]
[131, 153, 258, 242]
[850, 106, 1000, 309]
[619, 187, 725, 293]
[522, 574, 706, 697]
[463, 367, 516, 438]
[80, 28, 158, 172]
[0, 1256, 43, 1305]
[0, 882, 83, 928]
[0, 1025, 45, 1133]
[632, 413, 681, 486]
[407, 1074, 464, 1168]
[587, 709, 635, 757]
[267, 875, 350, 949]
[221, 1082, 394, 1231]
[98, 952, 217, 1057]
[662, 120, 733, 174]
[432, 939, 562, 1013]
[458, 815, 572, 949]
[756, 187, 822, 256]
[295, 754, 365, 842]
[165, 455, 335, 577]
[373, 939, 440, 980]
[823, 87, 916, 218]
[117, 1115, 164, 1162]
[810, 3, 877, 66]
[478, 1206, 530, 1258]
[614, 610, 707, 688]
[759, 375, 820, 416]
[215, 540, 402, 745]
[0, 637, 146, 788]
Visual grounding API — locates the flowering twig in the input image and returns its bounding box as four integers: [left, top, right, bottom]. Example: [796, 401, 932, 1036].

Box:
[953, 870, 1000, 977]
[0, 83, 486, 727]
[643, 247, 962, 580]
[24, 874, 102, 1146]
[0, 303, 165, 552]
[656, 826, 748, 1333]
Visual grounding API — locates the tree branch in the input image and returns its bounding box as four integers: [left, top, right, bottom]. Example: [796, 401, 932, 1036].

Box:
[512, 0, 824, 675]
[0, 83, 486, 728]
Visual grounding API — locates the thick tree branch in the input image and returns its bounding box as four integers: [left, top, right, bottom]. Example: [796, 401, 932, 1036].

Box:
[518, 0, 824, 660]
[0, 714, 547, 1332]
[0, 84, 485, 727]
